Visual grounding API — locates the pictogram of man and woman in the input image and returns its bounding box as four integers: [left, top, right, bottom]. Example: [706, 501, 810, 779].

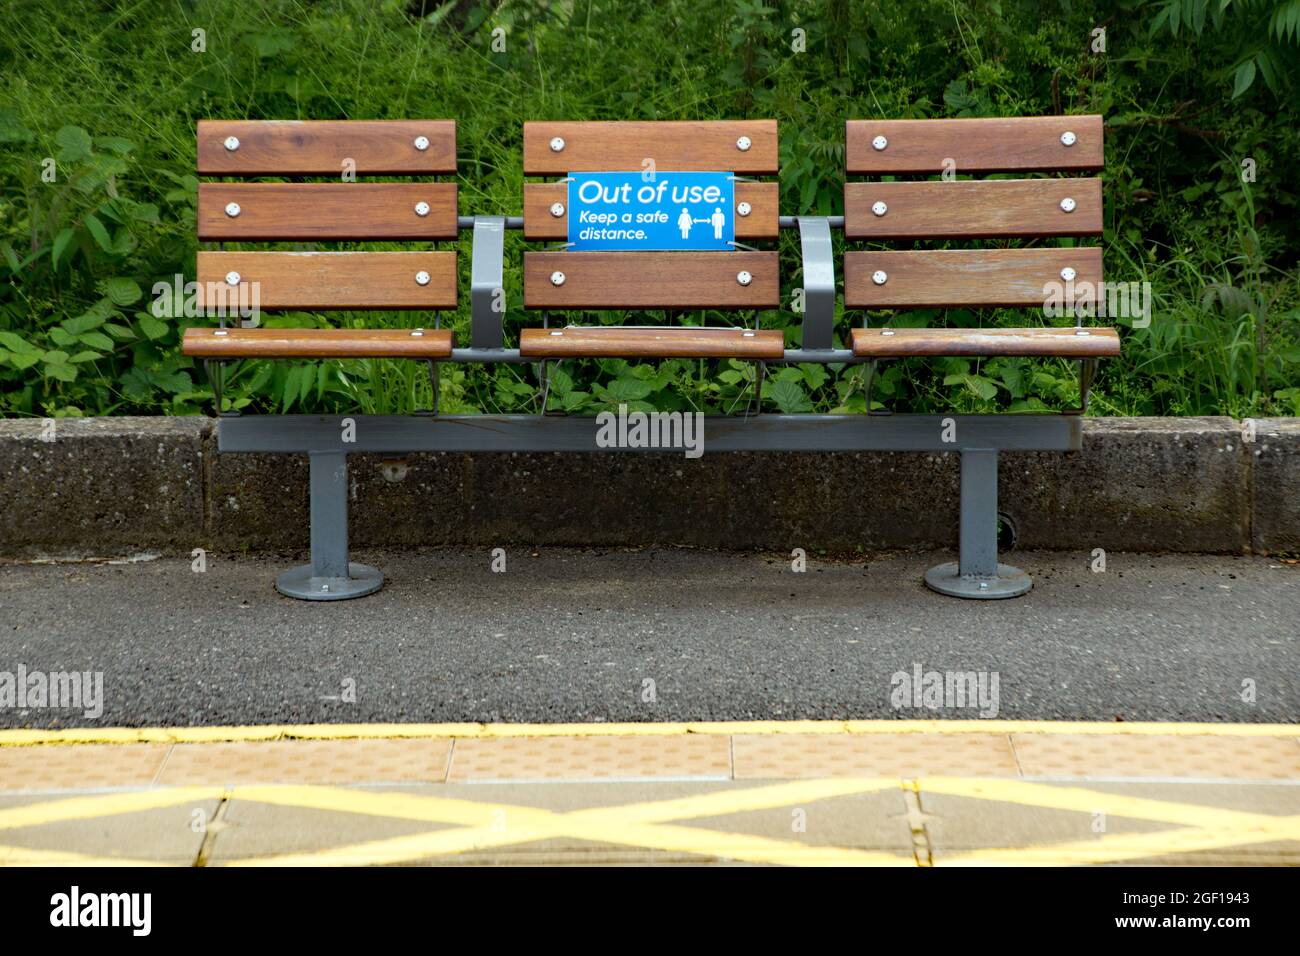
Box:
[678, 206, 726, 240]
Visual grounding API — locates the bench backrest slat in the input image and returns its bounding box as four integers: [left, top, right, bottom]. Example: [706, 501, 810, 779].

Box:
[844, 178, 1102, 240]
[525, 251, 779, 309]
[846, 115, 1103, 174]
[523, 120, 778, 174]
[844, 248, 1103, 309]
[198, 183, 459, 241]
[195, 251, 457, 311]
[197, 120, 457, 175]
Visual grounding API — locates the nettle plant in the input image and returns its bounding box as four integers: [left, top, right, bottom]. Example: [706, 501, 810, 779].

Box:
[0, 121, 198, 416]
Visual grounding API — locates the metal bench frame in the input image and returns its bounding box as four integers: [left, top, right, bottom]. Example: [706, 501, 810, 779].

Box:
[211, 210, 1084, 601]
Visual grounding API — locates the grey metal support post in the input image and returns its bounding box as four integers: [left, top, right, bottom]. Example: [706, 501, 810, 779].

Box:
[924, 448, 1031, 599]
[471, 216, 506, 350]
[796, 216, 836, 351]
[274, 450, 383, 601]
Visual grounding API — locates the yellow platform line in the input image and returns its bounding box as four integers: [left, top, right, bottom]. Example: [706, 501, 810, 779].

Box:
[1, 719, 1296, 748]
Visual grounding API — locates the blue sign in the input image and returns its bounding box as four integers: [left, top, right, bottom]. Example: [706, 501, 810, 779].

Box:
[568, 171, 734, 251]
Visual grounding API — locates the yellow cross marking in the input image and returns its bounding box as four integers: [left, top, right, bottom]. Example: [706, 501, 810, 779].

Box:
[913, 777, 1300, 866]
[229, 779, 906, 866]
[0, 776, 1294, 867]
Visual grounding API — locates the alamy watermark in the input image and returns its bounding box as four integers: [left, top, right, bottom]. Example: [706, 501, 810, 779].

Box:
[890, 663, 1000, 718]
[152, 273, 260, 326]
[1043, 278, 1151, 328]
[0, 665, 103, 719]
[50, 886, 150, 936]
[595, 402, 704, 458]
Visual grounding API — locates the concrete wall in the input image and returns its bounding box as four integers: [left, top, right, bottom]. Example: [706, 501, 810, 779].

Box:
[0, 416, 1294, 557]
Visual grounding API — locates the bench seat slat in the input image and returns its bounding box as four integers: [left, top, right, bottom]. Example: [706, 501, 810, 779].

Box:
[846, 115, 1103, 174]
[844, 248, 1102, 309]
[523, 181, 779, 240]
[182, 327, 454, 359]
[523, 121, 778, 175]
[198, 183, 458, 240]
[519, 326, 783, 359]
[197, 120, 456, 175]
[850, 326, 1119, 358]
[196, 251, 457, 310]
[524, 251, 780, 310]
[844, 179, 1102, 239]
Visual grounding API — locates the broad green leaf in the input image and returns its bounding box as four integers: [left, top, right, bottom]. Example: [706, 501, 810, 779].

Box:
[0, 331, 38, 354]
[103, 323, 137, 342]
[61, 311, 107, 335]
[78, 331, 115, 351]
[9, 352, 41, 371]
[100, 277, 143, 306]
[800, 363, 829, 390]
[944, 372, 999, 401]
[138, 314, 169, 340]
[600, 377, 653, 403]
[55, 125, 93, 161]
[83, 214, 113, 251]
[94, 136, 135, 155]
[281, 365, 303, 412]
[547, 366, 575, 395]
[51, 227, 75, 269]
[560, 391, 591, 412]
[1232, 59, 1256, 98]
[764, 378, 813, 413]
[43, 352, 77, 382]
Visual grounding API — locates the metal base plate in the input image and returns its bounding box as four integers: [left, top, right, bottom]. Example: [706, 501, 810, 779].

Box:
[275, 563, 384, 601]
[924, 561, 1032, 600]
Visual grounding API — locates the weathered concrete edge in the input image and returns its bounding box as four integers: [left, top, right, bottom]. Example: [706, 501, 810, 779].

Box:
[0, 415, 1293, 557]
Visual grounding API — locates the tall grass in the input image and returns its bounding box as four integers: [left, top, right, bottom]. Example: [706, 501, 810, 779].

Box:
[0, 0, 1296, 418]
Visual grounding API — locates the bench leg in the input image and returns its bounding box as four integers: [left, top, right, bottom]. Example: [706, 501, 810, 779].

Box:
[924, 448, 1031, 599]
[275, 451, 384, 601]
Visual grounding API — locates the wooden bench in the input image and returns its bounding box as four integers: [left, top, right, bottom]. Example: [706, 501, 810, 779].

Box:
[842, 115, 1116, 597]
[183, 119, 459, 598]
[190, 114, 1118, 602]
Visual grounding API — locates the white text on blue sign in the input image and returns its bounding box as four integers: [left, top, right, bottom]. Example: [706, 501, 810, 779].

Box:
[568, 171, 735, 251]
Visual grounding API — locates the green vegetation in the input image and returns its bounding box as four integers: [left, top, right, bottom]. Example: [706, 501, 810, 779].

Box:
[1, 0, 1297, 418]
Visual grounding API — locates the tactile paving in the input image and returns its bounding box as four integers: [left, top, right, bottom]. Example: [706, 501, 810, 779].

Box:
[731, 733, 1020, 779]
[447, 734, 731, 781]
[158, 739, 452, 785]
[0, 743, 169, 791]
[1010, 733, 1300, 780]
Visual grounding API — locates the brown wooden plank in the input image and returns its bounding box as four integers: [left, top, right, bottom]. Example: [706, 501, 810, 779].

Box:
[846, 115, 1103, 174]
[519, 326, 783, 359]
[523, 181, 778, 240]
[523, 121, 778, 175]
[844, 179, 1102, 239]
[850, 326, 1119, 358]
[197, 120, 456, 175]
[524, 252, 779, 310]
[198, 183, 459, 240]
[196, 251, 457, 310]
[182, 326, 454, 359]
[844, 248, 1103, 309]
